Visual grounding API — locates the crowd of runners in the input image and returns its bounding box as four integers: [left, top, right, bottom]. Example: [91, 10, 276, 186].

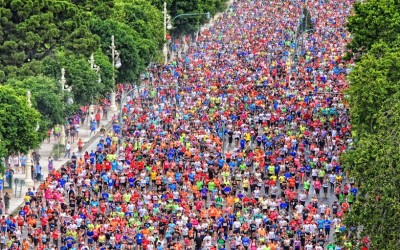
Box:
[1, 0, 364, 249]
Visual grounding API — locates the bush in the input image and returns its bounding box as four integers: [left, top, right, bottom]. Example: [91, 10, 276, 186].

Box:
[52, 143, 65, 160]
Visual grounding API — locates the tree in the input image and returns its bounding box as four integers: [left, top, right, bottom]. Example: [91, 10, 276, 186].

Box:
[345, 41, 400, 135]
[150, 0, 227, 36]
[6, 76, 64, 129]
[297, 7, 313, 36]
[342, 2, 400, 247]
[90, 18, 143, 83]
[70, 0, 114, 19]
[42, 50, 105, 106]
[346, 0, 400, 55]
[0, 85, 42, 156]
[113, 0, 164, 48]
[0, 0, 100, 80]
[6, 59, 44, 81]
[341, 94, 400, 249]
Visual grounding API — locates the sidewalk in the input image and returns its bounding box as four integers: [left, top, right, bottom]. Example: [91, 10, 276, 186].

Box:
[7, 106, 119, 215]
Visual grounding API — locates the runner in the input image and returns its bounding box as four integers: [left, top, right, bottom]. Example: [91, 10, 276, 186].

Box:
[4, 0, 358, 249]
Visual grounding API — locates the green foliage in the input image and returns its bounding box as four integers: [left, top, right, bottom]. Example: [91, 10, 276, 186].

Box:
[0, 0, 99, 76]
[151, 0, 227, 36]
[343, 2, 400, 247]
[0, 85, 42, 156]
[113, 0, 164, 48]
[341, 98, 400, 248]
[346, 0, 400, 54]
[42, 50, 104, 106]
[0, 0, 229, 163]
[346, 41, 400, 135]
[90, 18, 143, 83]
[5, 76, 64, 129]
[71, 0, 114, 19]
[297, 7, 313, 35]
[51, 143, 65, 160]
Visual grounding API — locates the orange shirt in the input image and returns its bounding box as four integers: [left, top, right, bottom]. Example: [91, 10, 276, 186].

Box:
[209, 207, 217, 217]
[28, 217, 37, 226]
[226, 196, 234, 206]
[110, 220, 118, 228]
[22, 241, 29, 250]
[142, 227, 150, 236]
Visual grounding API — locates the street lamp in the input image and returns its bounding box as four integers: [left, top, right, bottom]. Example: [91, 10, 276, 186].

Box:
[163, 2, 169, 64]
[163, 1, 211, 64]
[89, 53, 101, 115]
[59, 68, 70, 147]
[25, 90, 35, 187]
[170, 12, 210, 23]
[110, 35, 121, 112]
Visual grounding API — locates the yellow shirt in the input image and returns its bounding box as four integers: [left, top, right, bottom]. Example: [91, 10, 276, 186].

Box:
[24, 195, 31, 202]
[242, 179, 249, 187]
[98, 235, 106, 243]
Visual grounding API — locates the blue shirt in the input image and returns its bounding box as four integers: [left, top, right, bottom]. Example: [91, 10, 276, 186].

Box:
[36, 164, 41, 174]
[317, 219, 325, 229]
[135, 233, 144, 243]
[324, 219, 332, 229]
[242, 237, 250, 246]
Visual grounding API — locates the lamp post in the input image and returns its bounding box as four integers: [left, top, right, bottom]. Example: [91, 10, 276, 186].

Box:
[291, 0, 307, 65]
[25, 91, 34, 187]
[110, 35, 121, 112]
[163, 2, 169, 64]
[60, 68, 67, 146]
[166, 10, 210, 105]
[170, 12, 210, 23]
[163, 1, 211, 64]
[89, 53, 101, 115]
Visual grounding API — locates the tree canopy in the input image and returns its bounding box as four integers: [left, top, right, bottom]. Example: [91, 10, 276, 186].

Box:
[346, 41, 400, 135]
[0, 85, 42, 156]
[341, 95, 400, 248]
[296, 7, 313, 35]
[6, 76, 64, 129]
[152, 0, 228, 36]
[346, 0, 400, 55]
[342, 1, 400, 248]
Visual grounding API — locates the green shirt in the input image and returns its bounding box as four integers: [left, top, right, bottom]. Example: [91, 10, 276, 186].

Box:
[348, 193, 354, 203]
[217, 238, 225, 247]
[208, 181, 215, 191]
[339, 193, 345, 203]
[196, 181, 203, 190]
[268, 165, 275, 174]
[327, 243, 335, 250]
[304, 181, 310, 190]
[123, 193, 131, 203]
[215, 197, 223, 207]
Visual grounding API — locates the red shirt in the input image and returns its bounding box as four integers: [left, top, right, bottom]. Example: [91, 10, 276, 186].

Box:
[137, 161, 144, 171]
[104, 160, 111, 170]
[95, 163, 102, 172]
[40, 217, 47, 226]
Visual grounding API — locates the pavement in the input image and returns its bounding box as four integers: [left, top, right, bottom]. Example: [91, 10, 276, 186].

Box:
[6, 105, 120, 215]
